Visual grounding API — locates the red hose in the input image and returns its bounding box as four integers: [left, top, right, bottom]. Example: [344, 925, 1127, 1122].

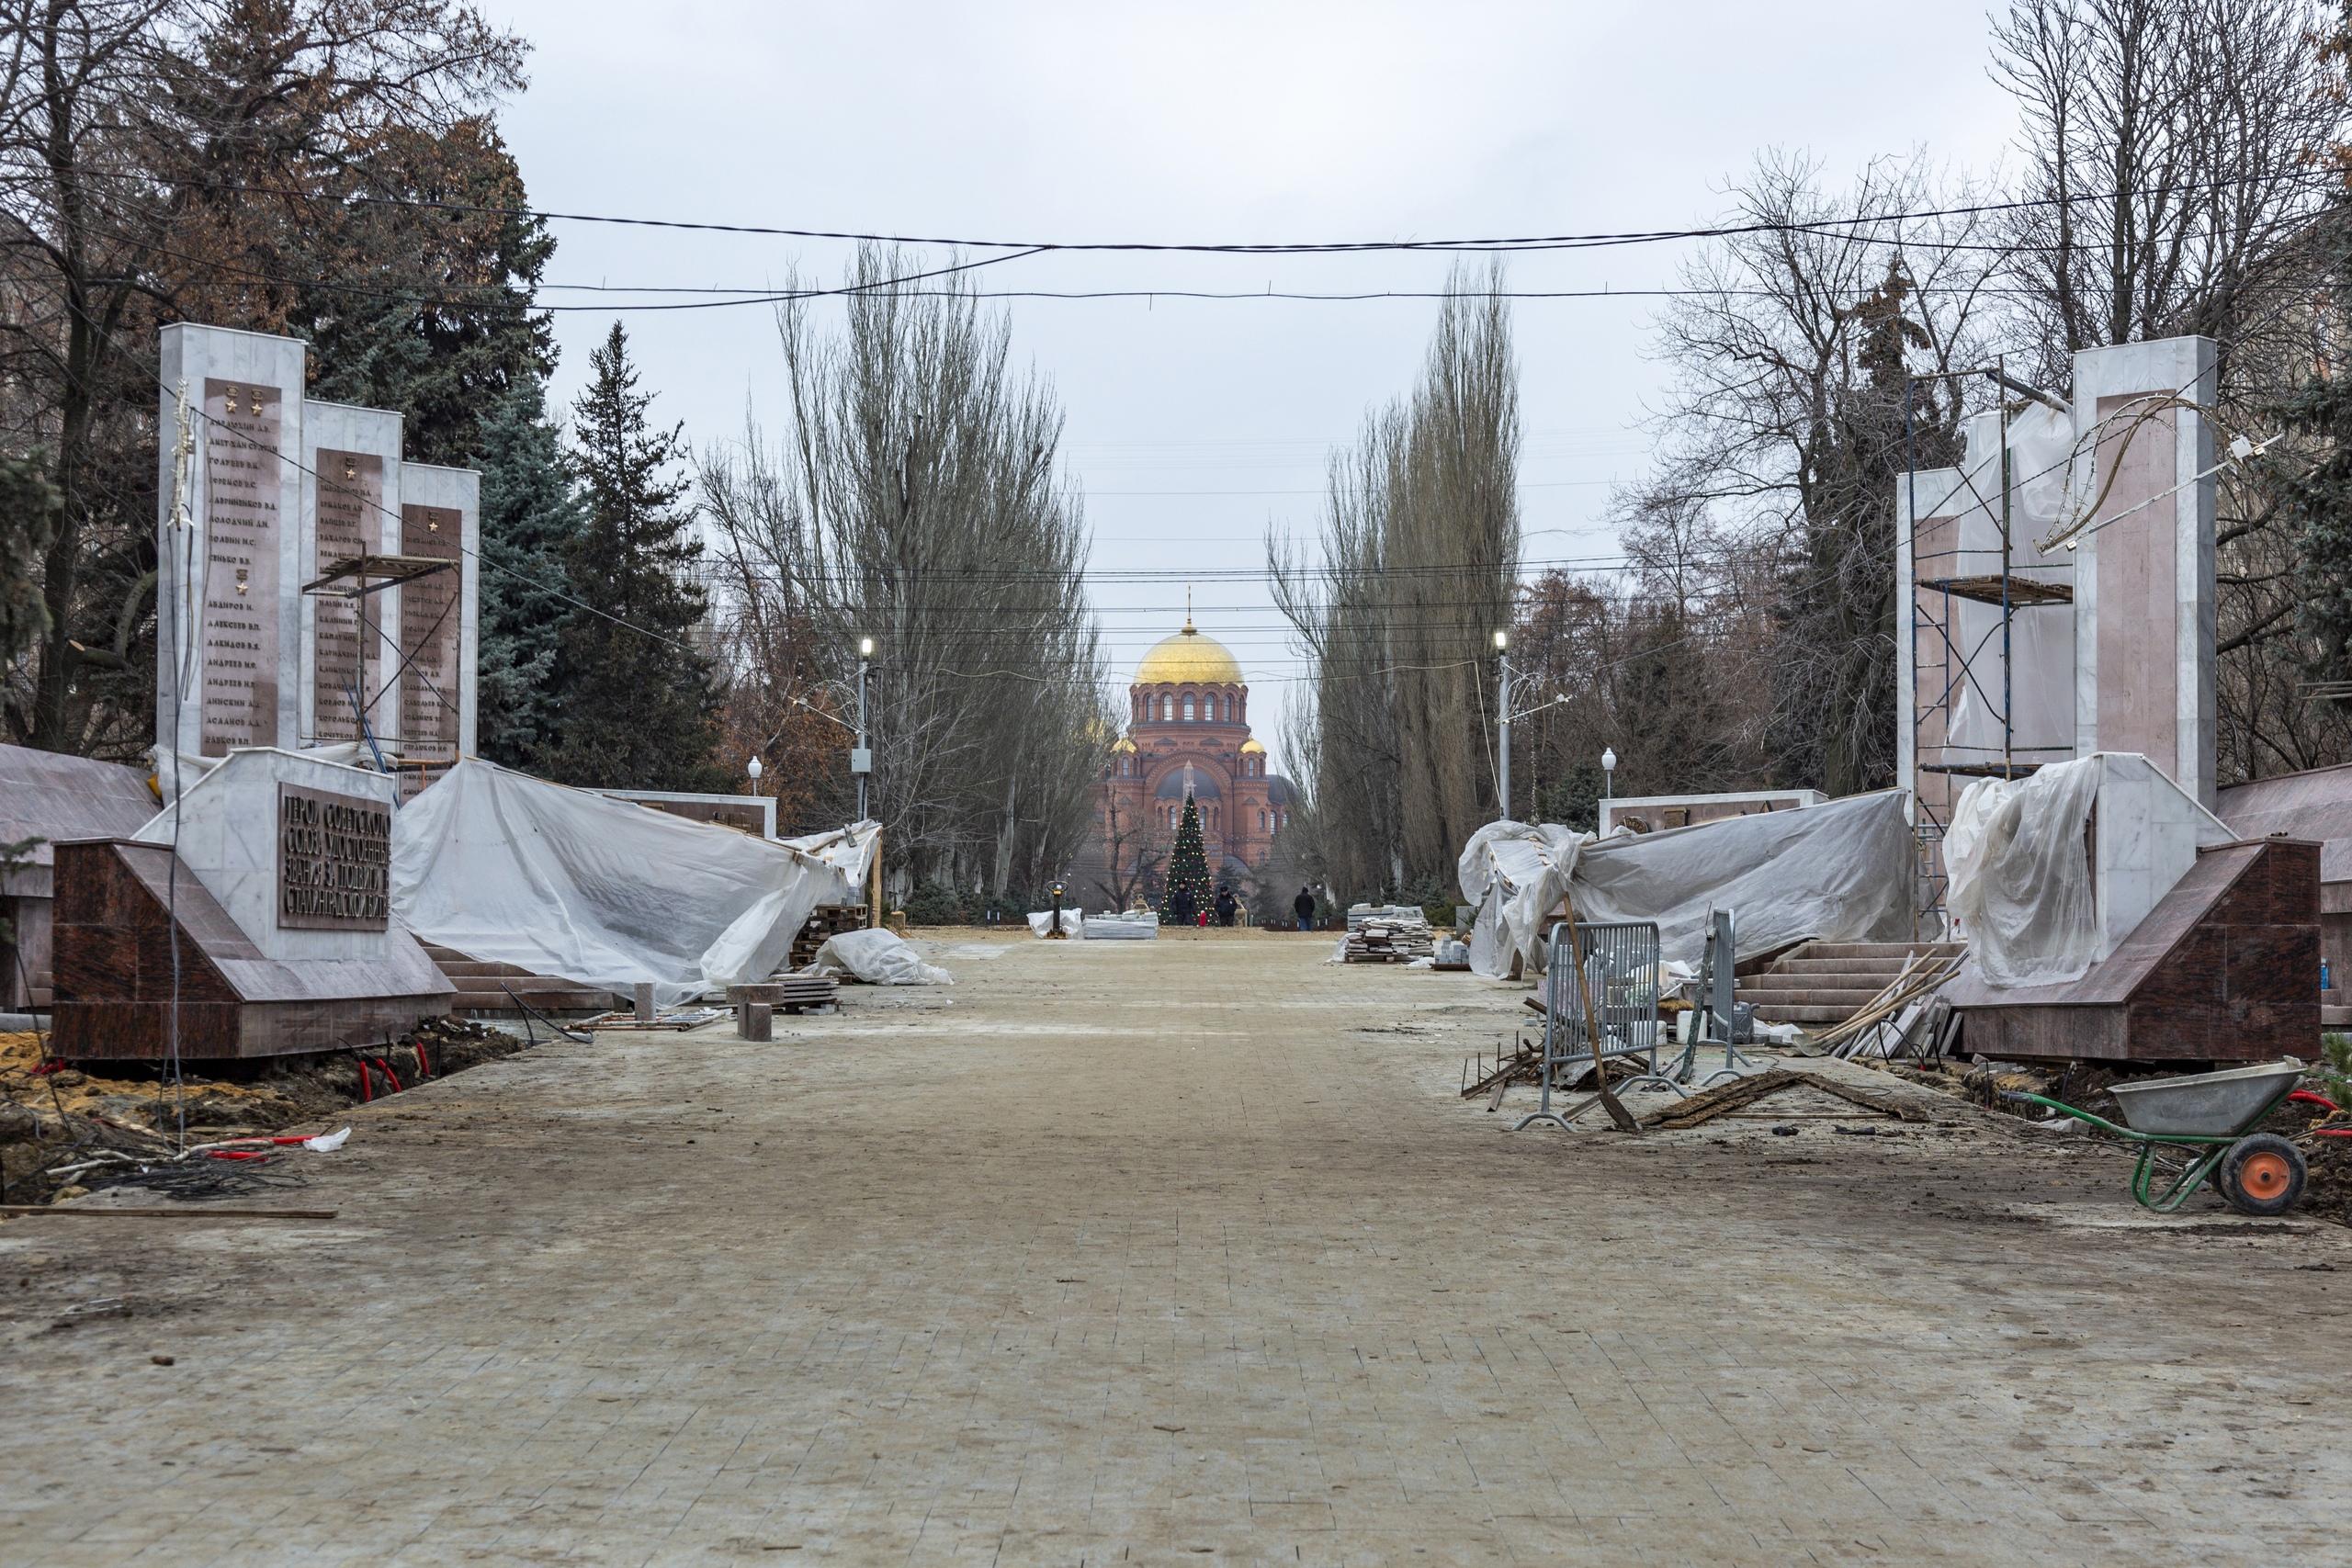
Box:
[375, 1056, 402, 1093]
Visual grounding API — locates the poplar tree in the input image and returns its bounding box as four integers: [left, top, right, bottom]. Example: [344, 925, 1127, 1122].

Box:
[546, 324, 722, 790]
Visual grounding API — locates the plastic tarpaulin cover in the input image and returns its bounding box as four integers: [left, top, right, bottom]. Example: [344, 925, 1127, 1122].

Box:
[392, 760, 852, 1006]
[1944, 756, 2104, 987]
[1461, 791, 1915, 978]
[1457, 820, 1587, 980]
[781, 820, 880, 889]
[1027, 908, 1081, 938]
[812, 927, 953, 985]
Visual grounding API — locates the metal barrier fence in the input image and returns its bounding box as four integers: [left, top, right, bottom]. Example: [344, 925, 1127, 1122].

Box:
[1513, 918, 1685, 1132]
[1671, 907, 1758, 1089]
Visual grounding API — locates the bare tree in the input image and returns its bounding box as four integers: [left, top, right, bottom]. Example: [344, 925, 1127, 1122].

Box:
[1636, 152, 1998, 793]
[1992, 0, 2352, 783]
[700, 247, 1110, 906]
[1272, 264, 1519, 903]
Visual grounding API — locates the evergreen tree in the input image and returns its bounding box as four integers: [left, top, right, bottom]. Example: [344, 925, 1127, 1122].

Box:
[2286, 210, 2352, 674]
[1165, 795, 1212, 925]
[545, 323, 722, 790]
[292, 119, 558, 468]
[475, 381, 585, 768]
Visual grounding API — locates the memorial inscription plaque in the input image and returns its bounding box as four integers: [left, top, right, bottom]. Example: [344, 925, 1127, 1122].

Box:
[277, 782, 392, 931]
[400, 502, 463, 761]
[311, 450, 383, 742]
[200, 378, 282, 754]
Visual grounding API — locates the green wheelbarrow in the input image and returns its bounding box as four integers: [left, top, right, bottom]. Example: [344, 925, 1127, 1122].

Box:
[2002, 1058, 2310, 1216]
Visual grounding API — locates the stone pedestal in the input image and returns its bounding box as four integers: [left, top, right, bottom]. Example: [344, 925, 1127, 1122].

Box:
[48, 750, 451, 1059]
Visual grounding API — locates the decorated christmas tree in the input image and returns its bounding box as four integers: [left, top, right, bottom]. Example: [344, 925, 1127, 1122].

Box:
[1165, 794, 1212, 925]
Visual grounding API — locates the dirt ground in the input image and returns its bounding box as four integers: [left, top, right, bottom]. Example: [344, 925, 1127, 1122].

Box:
[3, 930, 2348, 1566]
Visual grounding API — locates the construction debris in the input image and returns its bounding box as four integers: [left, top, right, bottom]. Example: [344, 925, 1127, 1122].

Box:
[1809, 953, 1963, 1056]
[1640, 1067, 1927, 1130]
[1343, 916, 1434, 964]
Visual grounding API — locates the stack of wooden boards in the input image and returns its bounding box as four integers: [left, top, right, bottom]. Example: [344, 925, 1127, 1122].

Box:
[764, 974, 841, 1014]
[789, 906, 871, 972]
[1344, 917, 1434, 964]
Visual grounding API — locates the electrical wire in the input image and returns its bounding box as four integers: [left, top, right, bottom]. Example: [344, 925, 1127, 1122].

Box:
[95, 166, 2338, 255]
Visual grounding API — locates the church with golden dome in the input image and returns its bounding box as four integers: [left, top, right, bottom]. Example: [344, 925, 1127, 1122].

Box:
[1085, 617, 1295, 905]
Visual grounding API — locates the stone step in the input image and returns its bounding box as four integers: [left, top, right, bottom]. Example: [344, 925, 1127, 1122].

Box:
[2325, 1005, 2352, 1030]
[1769, 955, 1931, 976]
[1734, 985, 1890, 1008]
[1791, 942, 1963, 962]
[1748, 1002, 1864, 1024]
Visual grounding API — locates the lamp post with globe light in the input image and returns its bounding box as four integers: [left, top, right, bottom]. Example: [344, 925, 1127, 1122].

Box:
[854, 637, 875, 821]
[1600, 746, 1617, 828]
[1494, 629, 1511, 818]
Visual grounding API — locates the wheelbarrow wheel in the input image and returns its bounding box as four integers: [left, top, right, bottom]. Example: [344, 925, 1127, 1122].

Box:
[2218, 1134, 2306, 1217]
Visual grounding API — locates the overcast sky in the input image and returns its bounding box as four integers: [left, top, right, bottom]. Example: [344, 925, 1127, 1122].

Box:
[486, 1, 2020, 773]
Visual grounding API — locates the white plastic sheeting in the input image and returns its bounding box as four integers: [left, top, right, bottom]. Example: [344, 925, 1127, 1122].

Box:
[812, 927, 954, 985]
[1939, 402, 2077, 760]
[1026, 908, 1082, 938]
[1944, 757, 2103, 987]
[782, 820, 880, 888]
[1461, 792, 1915, 978]
[392, 760, 852, 1006]
[1457, 821, 1587, 980]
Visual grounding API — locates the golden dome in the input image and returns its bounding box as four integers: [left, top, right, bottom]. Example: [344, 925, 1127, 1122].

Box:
[1111, 736, 1137, 754]
[1134, 620, 1243, 686]
[1239, 738, 1266, 755]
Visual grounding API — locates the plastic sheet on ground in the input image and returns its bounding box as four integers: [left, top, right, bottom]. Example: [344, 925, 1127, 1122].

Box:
[1461, 791, 1915, 978]
[1944, 756, 2106, 988]
[1026, 908, 1081, 938]
[812, 927, 954, 985]
[391, 760, 852, 1007]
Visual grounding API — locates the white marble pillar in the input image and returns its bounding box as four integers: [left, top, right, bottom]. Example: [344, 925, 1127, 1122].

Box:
[395, 462, 481, 761]
[299, 400, 405, 750]
[156, 324, 309, 761]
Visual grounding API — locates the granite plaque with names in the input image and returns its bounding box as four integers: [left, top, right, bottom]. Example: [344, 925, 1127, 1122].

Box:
[399, 502, 464, 761]
[311, 450, 383, 742]
[199, 378, 282, 753]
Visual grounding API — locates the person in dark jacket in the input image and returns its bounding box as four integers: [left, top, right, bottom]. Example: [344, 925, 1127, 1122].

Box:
[1293, 886, 1317, 932]
[1214, 884, 1238, 927]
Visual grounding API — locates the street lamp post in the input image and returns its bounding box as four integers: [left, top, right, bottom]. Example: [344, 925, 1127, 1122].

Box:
[746, 753, 763, 795]
[1600, 746, 1617, 829]
[854, 637, 875, 821]
[1494, 630, 1511, 819]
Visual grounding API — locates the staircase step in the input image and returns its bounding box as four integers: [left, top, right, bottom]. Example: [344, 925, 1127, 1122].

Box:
[1749, 1002, 1869, 1024]
[1735, 986, 1889, 1008]
[1770, 956, 1928, 976]
[1794, 942, 1963, 962]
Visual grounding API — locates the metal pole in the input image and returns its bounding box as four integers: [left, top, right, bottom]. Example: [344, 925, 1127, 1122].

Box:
[1998, 357, 2014, 781]
[1498, 649, 1512, 818]
[856, 654, 869, 821]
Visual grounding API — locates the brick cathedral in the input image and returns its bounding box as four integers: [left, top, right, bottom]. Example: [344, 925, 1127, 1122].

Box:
[1086, 617, 1295, 906]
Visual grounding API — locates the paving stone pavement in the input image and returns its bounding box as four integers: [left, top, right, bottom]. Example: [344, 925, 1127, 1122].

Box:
[3, 929, 2349, 1566]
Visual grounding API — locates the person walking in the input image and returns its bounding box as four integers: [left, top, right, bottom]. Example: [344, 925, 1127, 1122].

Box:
[1293, 886, 1317, 932]
[1214, 884, 1238, 928]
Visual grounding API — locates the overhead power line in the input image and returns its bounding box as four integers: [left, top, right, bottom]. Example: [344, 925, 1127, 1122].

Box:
[103, 167, 2335, 255]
